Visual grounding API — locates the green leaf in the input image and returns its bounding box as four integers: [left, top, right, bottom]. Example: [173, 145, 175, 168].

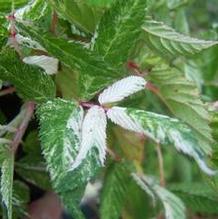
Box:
[169, 182, 218, 214]
[94, 0, 147, 67]
[21, 0, 50, 21]
[0, 48, 56, 102]
[15, 156, 51, 191]
[0, 0, 28, 13]
[1, 146, 14, 219]
[87, 0, 114, 7]
[167, 0, 188, 9]
[37, 98, 101, 218]
[211, 112, 218, 167]
[148, 64, 213, 155]
[55, 66, 79, 100]
[0, 15, 8, 50]
[13, 180, 30, 218]
[22, 130, 41, 155]
[132, 174, 186, 219]
[18, 23, 122, 100]
[100, 162, 132, 219]
[49, 0, 102, 34]
[143, 18, 218, 58]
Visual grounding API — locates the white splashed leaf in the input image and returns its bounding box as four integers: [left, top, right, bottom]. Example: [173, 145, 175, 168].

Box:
[108, 107, 216, 175]
[64, 106, 84, 166]
[131, 173, 156, 206]
[23, 55, 59, 75]
[132, 173, 186, 219]
[12, 34, 46, 51]
[107, 106, 144, 134]
[70, 105, 107, 171]
[98, 76, 147, 105]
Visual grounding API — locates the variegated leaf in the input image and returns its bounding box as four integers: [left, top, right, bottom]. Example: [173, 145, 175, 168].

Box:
[23, 55, 59, 75]
[0, 146, 14, 219]
[107, 107, 216, 175]
[98, 76, 147, 105]
[107, 107, 144, 134]
[8, 34, 46, 51]
[70, 105, 107, 171]
[132, 173, 186, 219]
[38, 99, 101, 218]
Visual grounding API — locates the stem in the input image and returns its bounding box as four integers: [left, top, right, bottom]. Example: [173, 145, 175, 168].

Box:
[10, 101, 35, 153]
[156, 143, 165, 187]
[80, 101, 96, 109]
[0, 87, 16, 97]
[50, 11, 58, 34]
[106, 148, 121, 161]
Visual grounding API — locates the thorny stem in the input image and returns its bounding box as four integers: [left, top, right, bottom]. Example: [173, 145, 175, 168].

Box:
[10, 101, 35, 154]
[0, 87, 16, 97]
[156, 143, 165, 187]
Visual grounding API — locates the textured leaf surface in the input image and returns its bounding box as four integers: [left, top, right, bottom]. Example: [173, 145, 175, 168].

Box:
[100, 163, 132, 219]
[98, 76, 147, 105]
[70, 105, 107, 171]
[169, 182, 218, 214]
[148, 65, 213, 155]
[0, 147, 14, 219]
[23, 55, 59, 75]
[0, 17, 7, 50]
[132, 174, 186, 219]
[0, 49, 56, 102]
[94, 0, 147, 67]
[37, 99, 101, 217]
[16, 0, 50, 21]
[13, 34, 46, 51]
[107, 107, 215, 175]
[143, 18, 218, 57]
[49, 0, 102, 34]
[18, 23, 122, 100]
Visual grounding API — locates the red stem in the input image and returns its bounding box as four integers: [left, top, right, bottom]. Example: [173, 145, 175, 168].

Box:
[0, 87, 16, 97]
[80, 101, 96, 109]
[50, 11, 58, 34]
[11, 101, 35, 153]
